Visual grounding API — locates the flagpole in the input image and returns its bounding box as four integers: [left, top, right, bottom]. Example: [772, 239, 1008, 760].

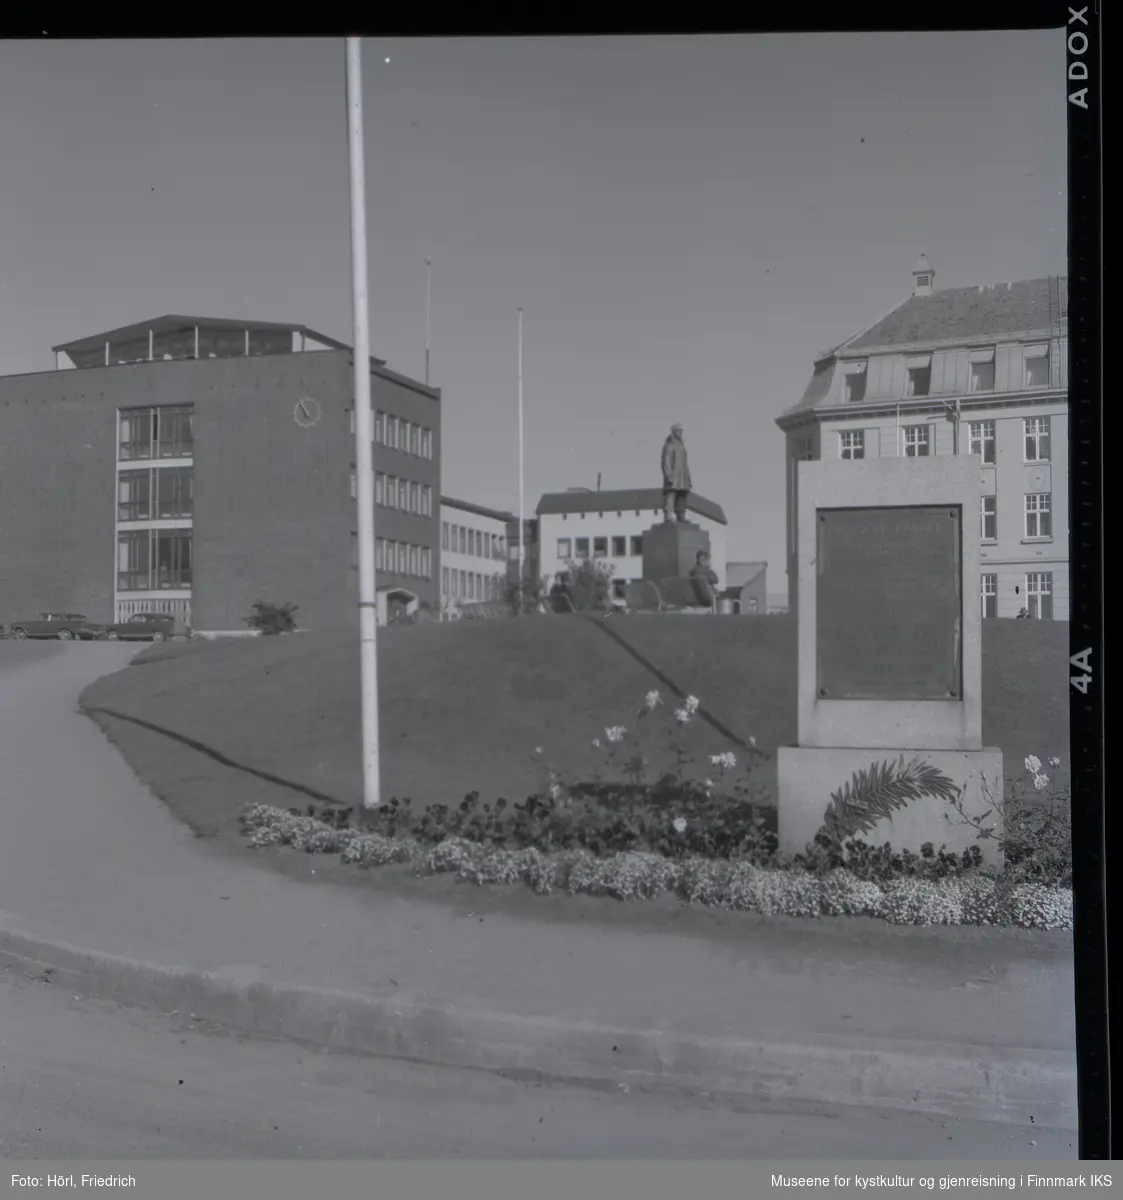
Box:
[346, 37, 381, 809]
[424, 257, 432, 387]
[517, 307, 525, 614]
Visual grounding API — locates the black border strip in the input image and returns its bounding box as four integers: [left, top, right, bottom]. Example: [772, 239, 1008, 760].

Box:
[1064, 0, 1110, 1162]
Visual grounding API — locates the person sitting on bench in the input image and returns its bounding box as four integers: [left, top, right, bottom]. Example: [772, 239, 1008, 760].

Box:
[688, 551, 719, 609]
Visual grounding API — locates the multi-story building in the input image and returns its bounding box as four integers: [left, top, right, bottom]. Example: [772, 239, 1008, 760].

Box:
[439, 497, 514, 616]
[723, 561, 768, 614]
[0, 314, 441, 632]
[776, 261, 1068, 621]
[535, 488, 729, 601]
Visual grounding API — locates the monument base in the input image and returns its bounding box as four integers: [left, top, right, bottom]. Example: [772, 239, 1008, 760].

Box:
[777, 746, 1004, 868]
[641, 520, 710, 582]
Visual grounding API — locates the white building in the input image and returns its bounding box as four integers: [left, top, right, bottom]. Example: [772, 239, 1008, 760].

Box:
[439, 497, 514, 616]
[777, 261, 1068, 621]
[535, 488, 729, 601]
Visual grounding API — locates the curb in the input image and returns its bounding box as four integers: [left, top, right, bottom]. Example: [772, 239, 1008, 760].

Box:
[0, 917, 1076, 1131]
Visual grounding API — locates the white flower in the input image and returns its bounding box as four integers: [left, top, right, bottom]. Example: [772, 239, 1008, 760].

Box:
[548, 783, 563, 801]
[534, 746, 543, 756]
[749, 736, 757, 748]
[1025, 754, 1042, 774]
[591, 737, 601, 748]
[704, 778, 715, 790]
[674, 707, 691, 724]
[672, 817, 687, 834]
[1033, 772, 1050, 792]
[1048, 756, 1061, 768]
[709, 752, 737, 771]
[644, 690, 662, 711]
[605, 726, 627, 743]
[684, 695, 700, 714]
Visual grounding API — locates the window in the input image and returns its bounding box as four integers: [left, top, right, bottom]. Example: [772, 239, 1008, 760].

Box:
[906, 356, 931, 397]
[117, 470, 152, 522]
[375, 539, 385, 570]
[410, 424, 421, 456]
[422, 486, 433, 517]
[409, 481, 419, 514]
[902, 426, 930, 457]
[793, 436, 814, 462]
[612, 579, 627, 600]
[376, 474, 386, 506]
[508, 545, 519, 563]
[442, 566, 450, 595]
[467, 573, 476, 600]
[557, 537, 571, 560]
[409, 545, 420, 577]
[118, 405, 194, 462]
[1025, 572, 1054, 620]
[1024, 416, 1051, 462]
[575, 537, 590, 559]
[1024, 493, 1052, 540]
[421, 428, 433, 459]
[475, 529, 484, 558]
[593, 537, 608, 558]
[397, 543, 408, 574]
[839, 430, 865, 460]
[1024, 346, 1050, 389]
[968, 420, 996, 464]
[117, 530, 192, 591]
[612, 536, 627, 557]
[382, 476, 395, 508]
[458, 527, 467, 554]
[981, 495, 997, 542]
[630, 535, 643, 557]
[969, 350, 996, 393]
[843, 362, 867, 403]
[421, 547, 431, 579]
[155, 467, 193, 519]
[981, 574, 998, 618]
[441, 522, 450, 551]
[386, 416, 399, 450]
[374, 411, 386, 444]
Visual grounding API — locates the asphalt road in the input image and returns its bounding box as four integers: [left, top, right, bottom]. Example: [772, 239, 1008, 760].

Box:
[0, 971, 1072, 1161]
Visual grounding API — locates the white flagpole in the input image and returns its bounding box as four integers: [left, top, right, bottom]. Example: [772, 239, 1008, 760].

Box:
[425, 257, 432, 387]
[518, 307, 525, 613]
[346, 37, 381, 809]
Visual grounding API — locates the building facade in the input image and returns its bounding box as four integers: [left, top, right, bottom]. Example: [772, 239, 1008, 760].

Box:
[724, 561, 768, 614]
[439, 497, 514, 616]
[535, 488, 729, 600]
[0, 314, 441, 632]
[776, 263, 1068, 621]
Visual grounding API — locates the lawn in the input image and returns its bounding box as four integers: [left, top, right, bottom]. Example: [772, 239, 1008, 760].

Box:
[79, 614, 1070, 846]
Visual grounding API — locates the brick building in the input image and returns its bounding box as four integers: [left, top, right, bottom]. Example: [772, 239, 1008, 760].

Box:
[0, 314, 441, 633]
[776, 261, 1068, 621]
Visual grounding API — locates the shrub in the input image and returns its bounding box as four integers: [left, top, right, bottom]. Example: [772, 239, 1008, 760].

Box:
[244, 600, 298, 635]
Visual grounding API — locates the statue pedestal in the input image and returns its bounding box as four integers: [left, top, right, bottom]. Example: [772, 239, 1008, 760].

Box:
[641, 521, 711, 583]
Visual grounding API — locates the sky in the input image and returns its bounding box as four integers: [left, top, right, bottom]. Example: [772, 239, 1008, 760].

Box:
[0, 33, 1067, 598]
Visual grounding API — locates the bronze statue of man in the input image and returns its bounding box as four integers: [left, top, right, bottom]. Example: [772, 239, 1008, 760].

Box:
[661, 423, 692, 524]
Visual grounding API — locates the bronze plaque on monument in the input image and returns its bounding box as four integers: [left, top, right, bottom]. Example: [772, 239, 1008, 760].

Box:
[816, 505, 962, 701]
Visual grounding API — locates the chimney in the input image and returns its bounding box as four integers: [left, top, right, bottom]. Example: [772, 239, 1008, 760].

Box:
[912, 254, 935, 297]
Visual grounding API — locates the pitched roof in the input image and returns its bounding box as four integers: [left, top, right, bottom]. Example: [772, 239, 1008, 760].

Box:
[536, 488, 727, 526]
[441, 496, 517, 523]
[51, 314, 353, 355]
[844, 277, 1067, 351]
[726, 561, 767, 589]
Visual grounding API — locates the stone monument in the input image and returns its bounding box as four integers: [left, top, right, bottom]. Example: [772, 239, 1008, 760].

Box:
[777, 456, 1003, 865]
[641, 424, 712, 585]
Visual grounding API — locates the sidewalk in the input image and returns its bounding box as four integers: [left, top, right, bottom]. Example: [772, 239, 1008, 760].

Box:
[0, 644, 1077, 1129]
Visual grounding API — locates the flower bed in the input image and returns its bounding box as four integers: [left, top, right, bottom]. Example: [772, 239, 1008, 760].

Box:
[236, 689, 1072, 930]
[238, 803, 1072, 930]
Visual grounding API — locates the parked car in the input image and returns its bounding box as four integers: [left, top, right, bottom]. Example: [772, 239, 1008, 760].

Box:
[103, 612, 192, 642]
[6, 612, 106, 641]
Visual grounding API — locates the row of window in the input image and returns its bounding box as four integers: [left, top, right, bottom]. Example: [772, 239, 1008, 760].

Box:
[556, 534, 644, 561]
[442, 522, 508, 560]
[117, 466, 194, 522]
[836, 418, 1052, 462]
[118, 406, 194, 462]
[441, 567, 505, 602]
[981, 572, 1053, 620]
[844, 347, 1051, 404]
[979, 493, 1053, 542]
[117, 529, 193, 592]
[347, 409, 434, 459]
[349, 472, 435, 517]
[352, 537, 433, 579]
